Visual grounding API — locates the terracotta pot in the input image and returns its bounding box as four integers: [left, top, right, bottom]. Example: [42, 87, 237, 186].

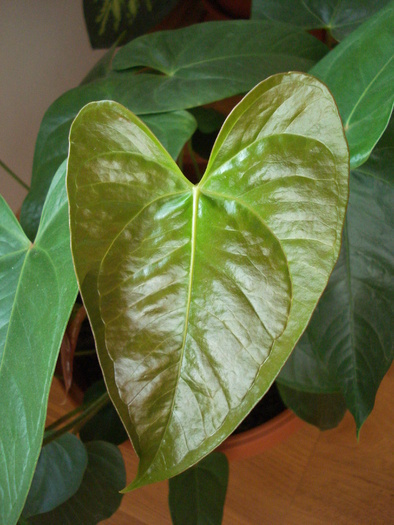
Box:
[218, 408, 304, 461]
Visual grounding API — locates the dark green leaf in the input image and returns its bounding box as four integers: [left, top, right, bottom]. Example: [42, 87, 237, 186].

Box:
[79, 381, 128, 445]
[169, 452, 229, 525]
[278, 120, 394, 431]
[67, 73, 348, 488]
[310, 2, 394, 169]
[0, 162, 78, 525]
[22, 434, 87, 518]
[83, 0, 180, 49]
[29, 441, 126, 525]
[252, 0, 391, 41]
[277, 384, 347, 430]
[113, 20, 327, 77]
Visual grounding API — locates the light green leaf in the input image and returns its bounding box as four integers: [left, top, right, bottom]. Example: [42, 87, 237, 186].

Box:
[277, 384, 347, 430]
[22, 434, 87, 518]
[168, 452, 229, 525]
[21, 100, 195, 240]
[67, 72, 348, 489]
[310, 2, 394, 169]
[278, 120, 394, 431]
[29, 441, 126, 525]
[0, 162, 78, 525]
[252, 0, 391, 41]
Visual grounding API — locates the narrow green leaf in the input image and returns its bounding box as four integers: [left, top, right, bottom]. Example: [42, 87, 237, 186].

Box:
[22, 434, 87, 518]
[277, 384, 347, 430]
[168, 452, 229, 525]
[67, 73, 348, 489]
[310, 2, 394, 169]
[79, 381, 128, 445]
[0, 162, 78, 525]
[278, 120, 394, 431]
[28, 441, 126, 525]
[252, 0, 391, 41]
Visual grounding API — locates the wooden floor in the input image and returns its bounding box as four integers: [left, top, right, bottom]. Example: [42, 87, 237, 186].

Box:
[47, 365, 393, 525]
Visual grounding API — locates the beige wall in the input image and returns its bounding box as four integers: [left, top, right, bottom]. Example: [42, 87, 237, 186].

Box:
[0, 1, 105, 212]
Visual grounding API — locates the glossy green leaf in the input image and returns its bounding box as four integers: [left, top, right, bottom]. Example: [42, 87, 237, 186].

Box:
[277, 384, 347, 430]
[83, 0, 180, 49]
[0, 162, 78, 525]
[310, 2, 394, 169]
[29, 441, 126, 525]
[67, 72, 348, 489]
[252, 0, 391, 41]
[278, 120, 394, 431]
[168, 452, 229, 525]
[79, 381, 128, 445]
[22, 434, 87, 518]
[21, 99, 196, 240]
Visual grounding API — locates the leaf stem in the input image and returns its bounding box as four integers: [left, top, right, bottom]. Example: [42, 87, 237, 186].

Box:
[0, 159, 30, 191]
[43, 392, 110, 446]
[45, 404, 86, 432]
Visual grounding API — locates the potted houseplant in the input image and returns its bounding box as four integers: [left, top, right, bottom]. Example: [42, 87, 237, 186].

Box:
[1, 1, 392, 523]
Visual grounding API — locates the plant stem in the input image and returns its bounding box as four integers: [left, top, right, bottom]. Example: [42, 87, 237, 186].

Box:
[43, 392, 110, 446]
[45, 404, 85, 432]
[74, 349, 97, 357]
[187, 141, 201, 180]
[0, 159, 30, 191]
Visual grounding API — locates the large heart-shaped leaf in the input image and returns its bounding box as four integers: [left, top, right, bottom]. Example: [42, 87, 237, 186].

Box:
[67, 72, 348, 489]
[29, 441, 126, 525]
[252, 0, 391, 41]
[310, 1, 394, 169]
[21, 19, 327, 241]
[278, 119, 394, 431]
[22, 434, 88, 518]
[0, 162, 78, 525]
[168, 452, 229, 525]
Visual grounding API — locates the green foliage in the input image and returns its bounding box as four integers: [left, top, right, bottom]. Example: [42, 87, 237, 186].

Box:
[0, 163, 78, 525]
[278, 119, 394, 431]
[67, 72, 348, 489]
[0, 3, 392, 523]
[21, 19, 326, 240]
[252, 0, 391, 41]
[169, 452, 229, 525]
[22, 434, 88, 518]
[28, 442, 126, 525]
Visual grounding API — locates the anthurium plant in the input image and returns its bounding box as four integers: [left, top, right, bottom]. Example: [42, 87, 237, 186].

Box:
[0, 1, 392, 524]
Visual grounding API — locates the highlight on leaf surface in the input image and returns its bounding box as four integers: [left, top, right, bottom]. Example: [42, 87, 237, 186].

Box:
[67, 72, 349, 490]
